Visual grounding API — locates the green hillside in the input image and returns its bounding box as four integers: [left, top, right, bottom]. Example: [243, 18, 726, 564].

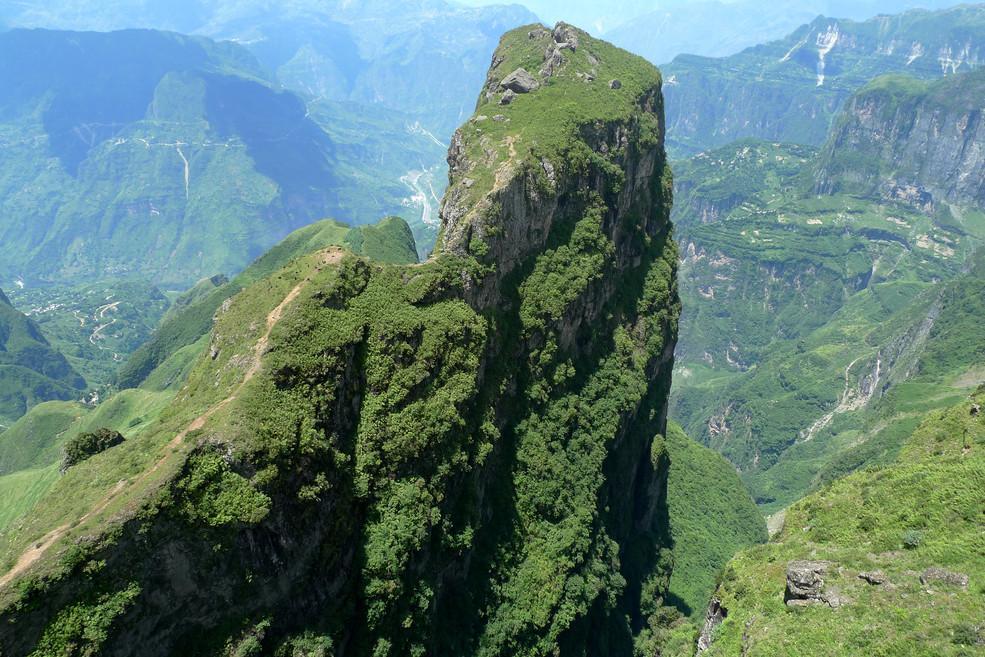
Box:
[671, 134, 985, 511]
[664, 422, 766, 619]
[702, 392, 985, 656]
[0, 290, 85, 427]
[0, 216, 419, 537]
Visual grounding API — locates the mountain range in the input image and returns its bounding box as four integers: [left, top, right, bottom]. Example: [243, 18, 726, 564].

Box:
[0, 3, 982, 655]
[670, 10, 985, 511]
[0, 28, 446, 287]
[662, 4, 984, 156]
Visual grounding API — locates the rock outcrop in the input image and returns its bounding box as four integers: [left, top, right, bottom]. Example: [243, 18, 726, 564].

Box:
[499, 67, 539, 93]
[920, 567, 969, 589]
[696, 597, 727, 653]
[785, 560, 846, 608]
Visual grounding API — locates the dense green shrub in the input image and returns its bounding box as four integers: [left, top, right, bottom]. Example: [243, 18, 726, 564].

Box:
[61, 428, 125, 471]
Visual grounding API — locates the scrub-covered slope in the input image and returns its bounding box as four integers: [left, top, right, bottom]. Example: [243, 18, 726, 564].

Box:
[0, 23, 680, 657]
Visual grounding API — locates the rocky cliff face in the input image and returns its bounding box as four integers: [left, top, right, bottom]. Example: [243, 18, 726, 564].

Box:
[814, 68, 985, 208]
[662, 5, 985, 156]
[0, 24, 679, 657]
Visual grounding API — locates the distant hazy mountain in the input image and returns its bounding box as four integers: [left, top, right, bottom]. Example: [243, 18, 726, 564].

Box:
[0, 0, 538, 138]
[455, 0, 970, 64]
[0, 1, 538, 256]
[662, 4, 985, 156]
[0, 29, 440, 286]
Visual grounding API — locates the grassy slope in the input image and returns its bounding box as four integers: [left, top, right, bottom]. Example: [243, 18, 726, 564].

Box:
[705, 392, 985, 656]
[0, 212, 421, 572]
[0, 251, 325, 583]
[0, 466, 60, 534]
[0, 401, 83, 476]
[665, 421, 766, 619]
[0, 390, 174, 533]
[116, 216, 417, 390]
[0, 217, 417, 538]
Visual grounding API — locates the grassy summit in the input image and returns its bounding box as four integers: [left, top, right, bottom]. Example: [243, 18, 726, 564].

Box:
[438, 23, 663, 254]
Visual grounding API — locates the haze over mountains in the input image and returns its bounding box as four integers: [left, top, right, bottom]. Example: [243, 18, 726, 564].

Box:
[456, 0, 971, 63]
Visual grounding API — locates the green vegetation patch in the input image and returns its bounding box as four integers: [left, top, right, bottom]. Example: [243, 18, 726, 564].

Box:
[29, 582, 141, 657]
[664, 422, 766, 619]
[62, 429, 126, 471]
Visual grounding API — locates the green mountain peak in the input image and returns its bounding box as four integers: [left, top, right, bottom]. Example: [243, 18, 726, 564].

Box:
[0, 25, 681, 657]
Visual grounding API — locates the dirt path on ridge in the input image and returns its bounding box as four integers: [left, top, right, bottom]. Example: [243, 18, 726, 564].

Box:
[0, 250, 343, 590]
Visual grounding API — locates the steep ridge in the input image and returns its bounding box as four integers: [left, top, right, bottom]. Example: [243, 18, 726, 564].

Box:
[662, 5, 985, 156]
[0, 24, 680, 657]
[0, 217, 417, 543]
[815, 68, 985, 208]
[0, 289, 85, 426]
[116, 217, 417, 391]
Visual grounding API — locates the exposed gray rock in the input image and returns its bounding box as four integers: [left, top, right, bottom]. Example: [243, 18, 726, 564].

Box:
[540, 158, 556, 188]
[609, 79, 622, 89]
[538, 22, 580, 78]
[814, 69, 985, 208]
[492, 115, 508, 122]
[858, 570, 887, 585]
[696, 597, 727, 654]
[500, 89, 516, 105]
[541, 46, 566, 78]
[552, 23, 580, 51]
[920, 567, 969, 588]
[500, 68, 539, 93]
[785, 560, 842, 607]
